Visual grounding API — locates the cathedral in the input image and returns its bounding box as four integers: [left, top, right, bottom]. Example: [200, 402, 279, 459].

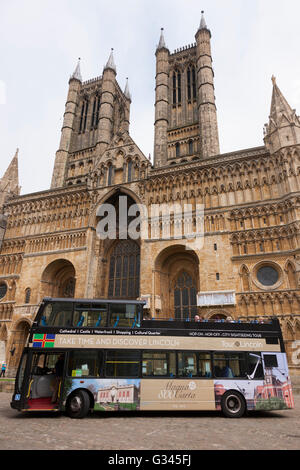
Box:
[1, 13, 300, 376]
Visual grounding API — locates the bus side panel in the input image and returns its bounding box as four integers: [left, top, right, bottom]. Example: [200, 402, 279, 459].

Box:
[214, 353, 294, 411]
[63, 378, 142, 412]
[259, 352, 294, 410]
[139, 379, 216, 411]
[62, 378, 216, 412]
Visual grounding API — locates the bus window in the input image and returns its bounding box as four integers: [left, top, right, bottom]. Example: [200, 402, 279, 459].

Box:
[142, 351, 176, 377]
[178, 352, 197, 377]
[53, 304, 73, 327]
[39, 302, 73, 327]
[39, 303, 53, 326]
[105, 350, 140, 378]
[31, 352, 53, 375]
[68, 350, 102, 377]
[73, 304, 108, 327]
[198, 353, 212, 378]
[213, 352, 247, 379]
[109, 304, 139, 328]
[263, 354, 278, 368]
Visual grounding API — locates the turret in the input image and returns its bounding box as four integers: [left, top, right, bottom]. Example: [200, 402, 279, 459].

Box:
[96, 49, 117, 156]
[195, 12, 220, 158]
[264, 76, 300, 154]
[123, 77, 131, 133]
[154, 29, 170, 167]
[51, 59, 82, 188]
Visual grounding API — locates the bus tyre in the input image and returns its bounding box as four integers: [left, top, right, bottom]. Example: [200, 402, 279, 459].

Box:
[66, 390, 90, 419]
[221, 391, 246, 419]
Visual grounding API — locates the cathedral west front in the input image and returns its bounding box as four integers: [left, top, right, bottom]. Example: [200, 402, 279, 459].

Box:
[1, 13, 300, 376]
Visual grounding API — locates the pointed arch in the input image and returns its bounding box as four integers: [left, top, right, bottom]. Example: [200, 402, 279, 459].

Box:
[240, 265, 250, 292]
[285, 260, 297, 289]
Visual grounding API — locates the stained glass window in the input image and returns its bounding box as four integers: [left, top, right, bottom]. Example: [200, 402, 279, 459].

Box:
[257, 266, 279, 286]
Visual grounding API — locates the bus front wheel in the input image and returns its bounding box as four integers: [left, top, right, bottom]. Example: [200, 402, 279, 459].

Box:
[221, 391, 246, 418]
[66, 390, 90, 419]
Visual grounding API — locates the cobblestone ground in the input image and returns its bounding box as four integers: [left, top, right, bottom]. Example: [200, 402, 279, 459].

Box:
[0, 393, 299, 451]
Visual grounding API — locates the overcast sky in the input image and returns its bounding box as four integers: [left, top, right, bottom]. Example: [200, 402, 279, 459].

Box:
[1, 0, 300, 196]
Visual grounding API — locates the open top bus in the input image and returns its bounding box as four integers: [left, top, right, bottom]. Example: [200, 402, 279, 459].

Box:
[11, 297, 294, 418]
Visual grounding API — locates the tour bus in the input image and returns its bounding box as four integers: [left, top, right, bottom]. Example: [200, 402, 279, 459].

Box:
[11, 297, 294, 419]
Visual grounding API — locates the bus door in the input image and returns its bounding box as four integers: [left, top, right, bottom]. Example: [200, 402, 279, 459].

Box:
[25, 351, 66, 410]
[12, 350, 31, 410]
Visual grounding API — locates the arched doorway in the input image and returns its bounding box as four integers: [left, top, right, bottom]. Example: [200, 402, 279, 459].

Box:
[155, 245, 200, 319]
[41, 259, 76, 298]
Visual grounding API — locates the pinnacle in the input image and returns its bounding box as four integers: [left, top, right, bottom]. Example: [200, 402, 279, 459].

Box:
[199, 10, 207, 30]
[71, 58, 82, 82]
[270, 76, 294, 122]
[104, 49, 117, 73]
[124, 77, 132, 101]
[157, 28, 168, 51]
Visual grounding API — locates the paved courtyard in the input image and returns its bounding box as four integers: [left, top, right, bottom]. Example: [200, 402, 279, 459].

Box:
[0, 393, 299, 451]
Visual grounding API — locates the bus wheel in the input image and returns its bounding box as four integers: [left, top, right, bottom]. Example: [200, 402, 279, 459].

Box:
[66, 390, 90, 419]
[221, 391, 246, 418]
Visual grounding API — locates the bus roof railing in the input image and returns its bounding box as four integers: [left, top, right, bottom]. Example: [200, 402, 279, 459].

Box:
[143, 316, 278, 326]
[42, 297, 146, 305]
[38, 298, 283, 327]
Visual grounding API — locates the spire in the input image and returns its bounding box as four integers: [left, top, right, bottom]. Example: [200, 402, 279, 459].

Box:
[157, 28, 168, 51]
[2, 148, 19, 185]
[0, 148, 20, 206]
[264, 76, 300, 153]
[71, 58, 82, 82]
[199, 10, 207, 30]
[104, 48, 116, 73]
[269, 75, 296, 125]
[124, 77, 131, 101]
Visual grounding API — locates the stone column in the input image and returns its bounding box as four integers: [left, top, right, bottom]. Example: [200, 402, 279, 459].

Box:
[154, 31, 169, 168]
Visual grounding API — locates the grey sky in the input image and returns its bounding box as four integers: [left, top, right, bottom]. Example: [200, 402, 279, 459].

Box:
[1, 0, 300, 195]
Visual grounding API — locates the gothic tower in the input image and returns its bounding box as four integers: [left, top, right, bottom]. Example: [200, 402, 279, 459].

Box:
[51, 52, 132, 189]
[195, 11, 220, 159]
[51, 59, 82, 188]
[154, 12, 220, 168]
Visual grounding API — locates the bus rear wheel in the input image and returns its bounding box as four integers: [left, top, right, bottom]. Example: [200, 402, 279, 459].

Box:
[66, 390, 90, 419]
[221, 391, 246, 418]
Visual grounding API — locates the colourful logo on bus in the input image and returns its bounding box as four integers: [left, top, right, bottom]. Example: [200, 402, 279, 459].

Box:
[33, 334, 56, 348]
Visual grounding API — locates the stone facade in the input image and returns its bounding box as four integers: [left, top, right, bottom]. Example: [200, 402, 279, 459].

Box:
[0, 15, 300, 376]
